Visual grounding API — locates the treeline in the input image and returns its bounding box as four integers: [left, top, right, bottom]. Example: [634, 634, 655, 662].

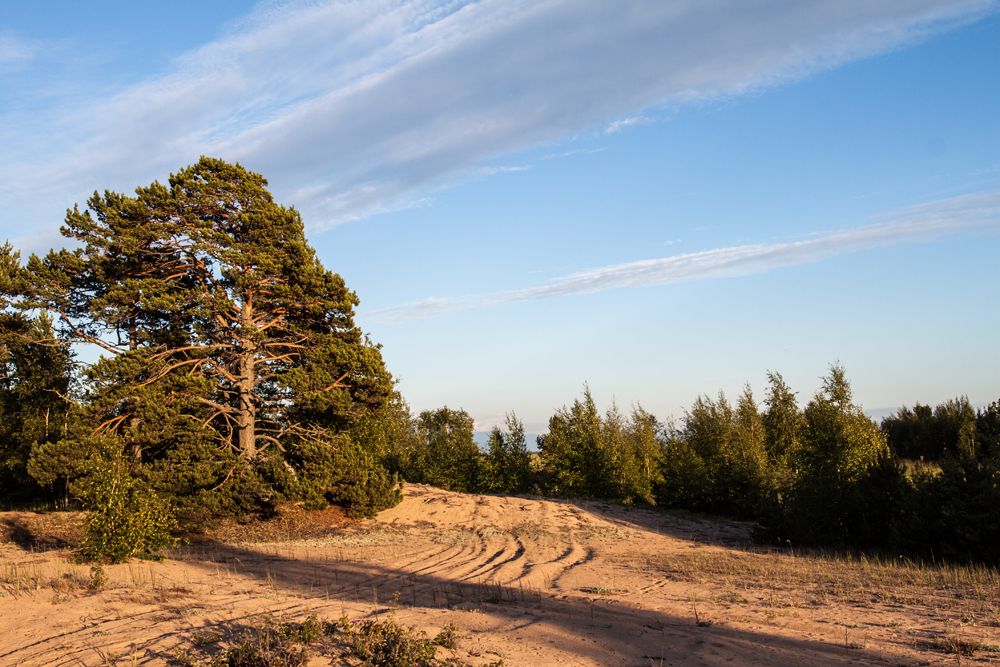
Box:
[362, 369, 999, 564]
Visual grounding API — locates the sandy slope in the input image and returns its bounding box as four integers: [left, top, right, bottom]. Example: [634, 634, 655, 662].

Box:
[1, 484, 997, 665]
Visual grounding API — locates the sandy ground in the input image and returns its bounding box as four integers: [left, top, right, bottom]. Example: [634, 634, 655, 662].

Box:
[1, 484, 998, 665]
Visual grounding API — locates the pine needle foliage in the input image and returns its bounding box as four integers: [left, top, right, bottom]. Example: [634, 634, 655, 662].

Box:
[14, 157, 400, 524]
[479, 413, 532, 495]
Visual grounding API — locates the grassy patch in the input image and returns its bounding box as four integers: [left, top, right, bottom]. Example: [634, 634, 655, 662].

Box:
[927, 634, 1000, 657]
[173, 614, 466, 666]
[350, 617, 439, 666]
[641, 547, 1000, 620]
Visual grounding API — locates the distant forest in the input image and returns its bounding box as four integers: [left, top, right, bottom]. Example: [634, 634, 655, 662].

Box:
[1, 158, 997, 564]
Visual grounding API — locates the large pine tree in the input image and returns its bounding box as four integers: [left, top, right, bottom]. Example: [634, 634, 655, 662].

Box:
[23, 158, 396, 517]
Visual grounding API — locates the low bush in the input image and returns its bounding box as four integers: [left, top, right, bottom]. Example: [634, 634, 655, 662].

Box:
[78, 453, 176, 563]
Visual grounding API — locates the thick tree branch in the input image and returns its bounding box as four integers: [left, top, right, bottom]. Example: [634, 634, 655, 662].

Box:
[322, 371, 351, 392]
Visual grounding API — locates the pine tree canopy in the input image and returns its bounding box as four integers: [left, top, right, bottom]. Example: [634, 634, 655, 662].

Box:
[23, 157, 393, 473]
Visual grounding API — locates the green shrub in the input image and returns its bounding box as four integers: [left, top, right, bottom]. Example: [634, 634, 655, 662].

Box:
[174, 614, 454, 667]
[407, 408, 480, 492]
[478, 414, 533, 495]
[895, 454, 1000, 563]
[79, 453, 176, 563]
[656, 435, 712, 510]
[432, 623, 458, 650]
[350, 618, 438, 667]
[776, 365, 892, 548]
[538, 389, 664, 504]
[224, 628, 308, 667]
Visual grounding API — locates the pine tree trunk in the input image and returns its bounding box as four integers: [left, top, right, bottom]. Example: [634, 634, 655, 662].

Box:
[237, 298, 257, 461]
[129, 416, 141, 461]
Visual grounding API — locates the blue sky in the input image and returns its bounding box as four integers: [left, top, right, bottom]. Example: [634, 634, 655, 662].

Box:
[2, 1, 999, 432]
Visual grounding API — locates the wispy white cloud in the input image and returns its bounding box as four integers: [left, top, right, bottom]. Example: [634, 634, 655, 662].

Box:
[474, 164, 531, 177]
[369, 190, 1000, 321]
[605, 115, 653, 134]
[541, 147, 607, 161]
[0, 0, 994, 238]
[0, 32, 37, 65]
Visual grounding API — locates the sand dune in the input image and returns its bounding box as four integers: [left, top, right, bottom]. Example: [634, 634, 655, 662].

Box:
[1, 484, 997, 665]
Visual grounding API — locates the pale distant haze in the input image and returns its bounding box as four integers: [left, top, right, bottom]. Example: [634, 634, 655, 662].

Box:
[2, 1, 999, 433]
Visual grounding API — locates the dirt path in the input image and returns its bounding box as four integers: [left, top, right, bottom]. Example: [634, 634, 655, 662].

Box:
[1, 485, 997, 665]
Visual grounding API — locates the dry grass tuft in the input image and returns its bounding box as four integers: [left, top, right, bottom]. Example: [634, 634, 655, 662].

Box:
[0, 561, 95, 598]
[926, 632, 1000, 657]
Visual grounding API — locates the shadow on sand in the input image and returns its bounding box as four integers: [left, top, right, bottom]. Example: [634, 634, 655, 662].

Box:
[556, 495, 758, 547]
[0, 515, 75, 552]
[173, 539, 912, 666]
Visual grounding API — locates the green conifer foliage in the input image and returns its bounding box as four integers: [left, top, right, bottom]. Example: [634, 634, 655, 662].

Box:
[537, 388, 663, 503]
[616, 406, 664, 504]
[762, 371, 801, 478]
[680, 392, 733, 510]
[479, 413, 532, 495]
[0, 313, 75, 505]
[662, 389, 770, 516]
[409, 407, 480, 492]
[723, 386, 770, 513]
[2, 243, 76, 504]
[882, 396, 979, 460]
[656, 431, 712, 510]
[350, 391, 421, 473]
[894, 398, 1000, 562]
[977, 399, 1000, 460]
[783, 364, 892, 546]
[22, 158, 397, 520]
[538, 388, 609, 497]
[279, 427, 401, 518]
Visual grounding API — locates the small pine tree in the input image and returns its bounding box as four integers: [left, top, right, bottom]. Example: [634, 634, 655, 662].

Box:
[762, 371, 801, 479]
[781, 364, 891, 547]
[656, 426, 711, 510]
[408, 407, 480, 491]
[720, 386, 770, 516]
[679, 392, 734, 512]
[618, 406, 664, 505]
[537, 388, 610, 498]
[479, 413, 532, 495]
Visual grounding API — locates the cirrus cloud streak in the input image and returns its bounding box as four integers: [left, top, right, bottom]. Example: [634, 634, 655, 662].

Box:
[369, 190, 1000, 321]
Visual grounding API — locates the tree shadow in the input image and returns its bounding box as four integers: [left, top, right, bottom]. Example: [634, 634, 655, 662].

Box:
[176, 539, 917, 666]
[0, 515, 74, 551]
[554, 495, 759, 547]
